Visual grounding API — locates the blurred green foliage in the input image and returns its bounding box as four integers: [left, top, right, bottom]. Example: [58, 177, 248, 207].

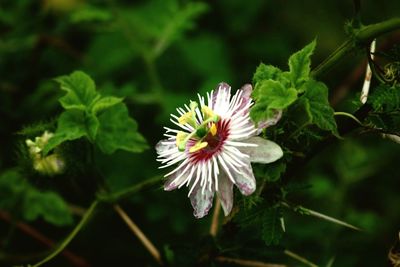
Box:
[1, 0, 400, 267]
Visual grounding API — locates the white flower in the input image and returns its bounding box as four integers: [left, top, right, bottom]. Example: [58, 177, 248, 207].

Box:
[156, 83, 283, 218]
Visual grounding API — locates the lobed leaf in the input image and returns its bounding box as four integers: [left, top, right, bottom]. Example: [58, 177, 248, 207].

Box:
[302, 80, 338, 135]
[55, 71, 100, 111]
[288, 39, 316, 89]
[43, 110, 87, 155]
[96, 103, 148, 154]
[251, 80, 297, 122]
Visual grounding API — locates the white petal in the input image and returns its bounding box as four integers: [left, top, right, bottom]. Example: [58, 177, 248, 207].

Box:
[234, 158, 256, 196]
[239, 136, 283, 164]
[233, 84, 252, 115]
[155, 139, 175, 155]
[189, 185, 214, 219]
[216, 170, 234, 216]
[211, 82, 231, 115]
[164, 160, 191, 191]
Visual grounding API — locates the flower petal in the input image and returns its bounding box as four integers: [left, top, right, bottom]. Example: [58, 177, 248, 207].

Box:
[216, 170, 234, 216]
[155, 139, 175, 155]
[256, 109, 282, 134]
[234, 83, 252, 114]
[239, 136, 283, 164]
[189, 185, 214, 219]
[211, 82, 231, 115]
[234, 158, 256, 196]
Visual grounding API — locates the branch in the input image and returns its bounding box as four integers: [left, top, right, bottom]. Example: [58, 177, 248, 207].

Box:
[312, 17, 400, 78]
[29, 201, 99, 267]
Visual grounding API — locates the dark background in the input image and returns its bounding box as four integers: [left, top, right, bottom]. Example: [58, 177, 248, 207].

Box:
[1, 0, 400, 266]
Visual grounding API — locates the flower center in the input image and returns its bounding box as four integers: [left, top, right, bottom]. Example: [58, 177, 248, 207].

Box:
[175, 102, 220, 152]
[188, 119, 230, 163]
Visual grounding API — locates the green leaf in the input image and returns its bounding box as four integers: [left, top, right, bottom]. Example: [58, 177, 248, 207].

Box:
[290, 97, 313, 129]
[23, 190, 73, 226]
[251, 80, 298, 122]
[252, 63, 291, 88]
[262, 207, 284, 245]
[288, 39, 316, 89]
[43, 110, 87, 154]
[86, 113, 100, 141]
[253, 63, 283, 85]
[55, 71, 100, 111]
[302, 80, 338, 135]
[0, 170, 73, 226]
[96, 103, 148, 154]
[92, 96, 124, 115]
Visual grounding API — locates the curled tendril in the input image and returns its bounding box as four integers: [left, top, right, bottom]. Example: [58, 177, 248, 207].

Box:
[384, 62, 400, 82]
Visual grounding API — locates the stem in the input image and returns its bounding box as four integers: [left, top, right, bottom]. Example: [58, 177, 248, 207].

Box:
[113, 205, 163, 265]
[144, 56, 163, 94]
[284, 250, 319, 267]
[210, 198, 221, 237]
[30, 200, 99, 267]
[215, 256, 286, 267]
[311, 17, 400, 78]
[98, 176, 163, 203]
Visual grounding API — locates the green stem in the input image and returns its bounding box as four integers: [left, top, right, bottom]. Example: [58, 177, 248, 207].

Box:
[311, 17, 400, 78]
[98, 176, 163, 203]
[144, 56, 163, 95]
[284, 250, 319, 267]
[30, 200, 99, 267]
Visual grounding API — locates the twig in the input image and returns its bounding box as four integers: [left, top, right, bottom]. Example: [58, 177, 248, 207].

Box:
[29, 200, 99, 267]
[0, 211, 90, 267]
[215, 256, 286, 267]
[284, 250, 319, 267]
[210, 198, 221, 237]
[113, 204, 163, 265]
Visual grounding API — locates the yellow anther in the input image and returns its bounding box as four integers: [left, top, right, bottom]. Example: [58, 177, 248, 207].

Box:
[176, 131, 188, 147]
[201, 105, 215, 120]
[189, 141, 208, 153]
[178, 111, 196, 127]
[210, 123, 217, 136]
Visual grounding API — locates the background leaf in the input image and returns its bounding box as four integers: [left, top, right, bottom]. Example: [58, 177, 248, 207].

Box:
[262, 207, 284, 245]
